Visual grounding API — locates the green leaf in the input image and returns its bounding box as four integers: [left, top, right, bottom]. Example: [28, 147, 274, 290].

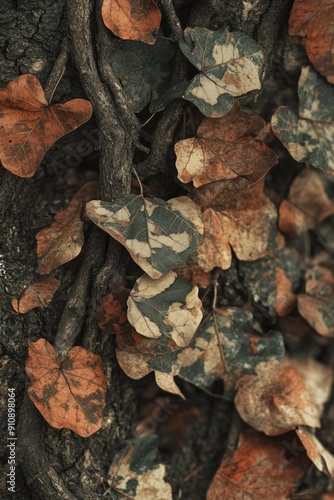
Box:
[271, 66, 334, 175]
[107, 435, 172, 500]
[86, 195, 203, 279]
[127, 271, 203, 347]
[112, 35, 175, 113]
[151, 27, 264, 117]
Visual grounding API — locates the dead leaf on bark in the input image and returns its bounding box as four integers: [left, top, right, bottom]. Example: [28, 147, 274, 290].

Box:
[174, 259, 212, 289]
[175, 102, 278, 187]
[296, 426, 334, 477]
[26, 338, 107, 437]
[207, 430, 310, 500]
[0, 74, 93, 178]
[102, 0, 161, 45]
[96, 284, 136, 336]
[194, 179, 284, 271]
[11, 277, 60, 314]
[36, 181, 98, 275]
[290, 0, 334, 84]
[235, 357, 333, 435]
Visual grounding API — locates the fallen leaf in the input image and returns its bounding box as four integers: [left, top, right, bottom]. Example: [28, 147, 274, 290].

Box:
[0, 74, 93, 178]
[235, 357, 333, 435]
[11, 277, 60, 313]
[279, 169, 334, 236]
[96, 284, 136, 336]
[25, 338, 107, 437]
[194, 179, 284, 271]
[290, 0, 334, 84]
[36, 181, 98, 275]
[174, 259, 212, 289]
[175, 102, 278, 187]
[102, 0, 161, 45]
[296, 426, 334, 477]
[207, 431, 310, 500]
[107, 435, 172, 499]
[86, 195, 203, 279]
[271, 66, 334, 175]
[127, 271, 203, 347]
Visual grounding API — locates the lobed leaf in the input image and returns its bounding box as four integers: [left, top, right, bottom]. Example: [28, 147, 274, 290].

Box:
[11, 277, 60, 314]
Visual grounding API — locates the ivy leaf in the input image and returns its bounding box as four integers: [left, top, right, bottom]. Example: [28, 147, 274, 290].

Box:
[25, 339, 107, 437]
[112, 35, 175, 113]
[127, 271, 203, 347]
[271, 66, 334, 175]
[290, 0, 334, 84]
[86, 195, 203, 279]
[107, 436, 172, 499]
[102, 0, 161, 45]
[0, 74, 93, 178]
[11, 277, 60, 314]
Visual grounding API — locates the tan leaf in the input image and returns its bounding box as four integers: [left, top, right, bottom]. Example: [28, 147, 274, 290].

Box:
[296, 426, 334, 477]
[11, 277, 60, 313]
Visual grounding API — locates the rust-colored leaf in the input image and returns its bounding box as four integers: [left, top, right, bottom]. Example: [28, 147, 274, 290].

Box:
[96, 284, 137, 336]
[36, 181, 98, 275]
[102, 0, 161, 45]
[296, 426, 334, 477]
[0, 74, 93, 178]
[290, 0, 334, 84]
[11, 277, 60, 314]
[207, 431, 310, 500]
[175, 102, 278, 187]
[25, 338, 107, 437]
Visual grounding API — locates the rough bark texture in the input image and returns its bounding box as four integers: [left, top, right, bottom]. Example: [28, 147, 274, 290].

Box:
[1, 1, 333, 499]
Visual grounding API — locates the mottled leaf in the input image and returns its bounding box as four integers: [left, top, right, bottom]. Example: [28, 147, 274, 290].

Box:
[290, 0, 334, 84]
[11, 277, 60, 314]
[102, 0, 161, 45]
[107, 435, 172, 499]
[0, 74, 93, 178]
[296, 426, 334, 477]
[127, 271, 203, 347]
[36, 181, 98, 275]
[86, 195, 203, 279]
[207, 431, 310, 500]
[271, 66, 334, 174]
[96, 284, 135, 336]
[25, 339, 107, 437]
[112, 35, 175, 112]
[174, 102, 278, 187]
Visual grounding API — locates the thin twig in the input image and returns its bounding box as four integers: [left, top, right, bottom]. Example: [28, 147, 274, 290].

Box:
[160, 0, 183, 40]
[44, 38, 69, 103]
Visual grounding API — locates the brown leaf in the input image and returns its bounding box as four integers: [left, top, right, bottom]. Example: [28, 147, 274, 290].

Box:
[174, 259, 212, 289]
[102, 0, 161, 45]
[195, 179, 284, 271]
[0, 74, 93, 178]
[296, 426, 334, 477]
[207, 431, 310, 500]
[290, 0, 334, 84]
[279, 169, 334, 236]
[235, 357, 333, 435]
[26, 338, 107, 437]
[11, 277, 60, 314]
[175, 102, 278, 187]
[36, 181, 98, 275]
[96, 284, 137, 336]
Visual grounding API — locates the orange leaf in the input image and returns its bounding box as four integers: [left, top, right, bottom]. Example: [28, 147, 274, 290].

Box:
[26, 339, 107, 437]
[207, 431, 310, 499]
[296, 426, 334, 477]
[175, 102, 278, 187]
[0, 74, 93, 178]
[11, 277, 60, 313]
[290, 0, 334, 84]
[96, 284, 137, 336]
[36, 181, 98, 275]
[102, 0, 161, 45]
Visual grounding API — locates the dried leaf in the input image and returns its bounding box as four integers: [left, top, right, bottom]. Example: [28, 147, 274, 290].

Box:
[296, 426, 334, 477]
[0, 74, 93, 178]
[174, 260, 211, 289]
[271, 66, 334, 175]
[11, 277, 60, 313]
[175, 102, 278, 187]
[107, 435, 172, 499]
[86, 195, 203, 279]
[290, 0, 334, 84]
[207, 431, 310, 500]
[195, 179, 284, 271]
[102, 0, 161, 45]
[127, 271, 203, 347]
[36, 181, 98, 275]
[25, 339, 107, 437]
[96, 284, 136, 336]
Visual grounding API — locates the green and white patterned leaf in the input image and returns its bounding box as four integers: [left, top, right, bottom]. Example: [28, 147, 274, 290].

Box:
[112, 35, 175, 113]
[271, 66, 334, 175]
[127, 271, 203, 347]
[151, 27, 264, 117]
[86, 195, 203, 279]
